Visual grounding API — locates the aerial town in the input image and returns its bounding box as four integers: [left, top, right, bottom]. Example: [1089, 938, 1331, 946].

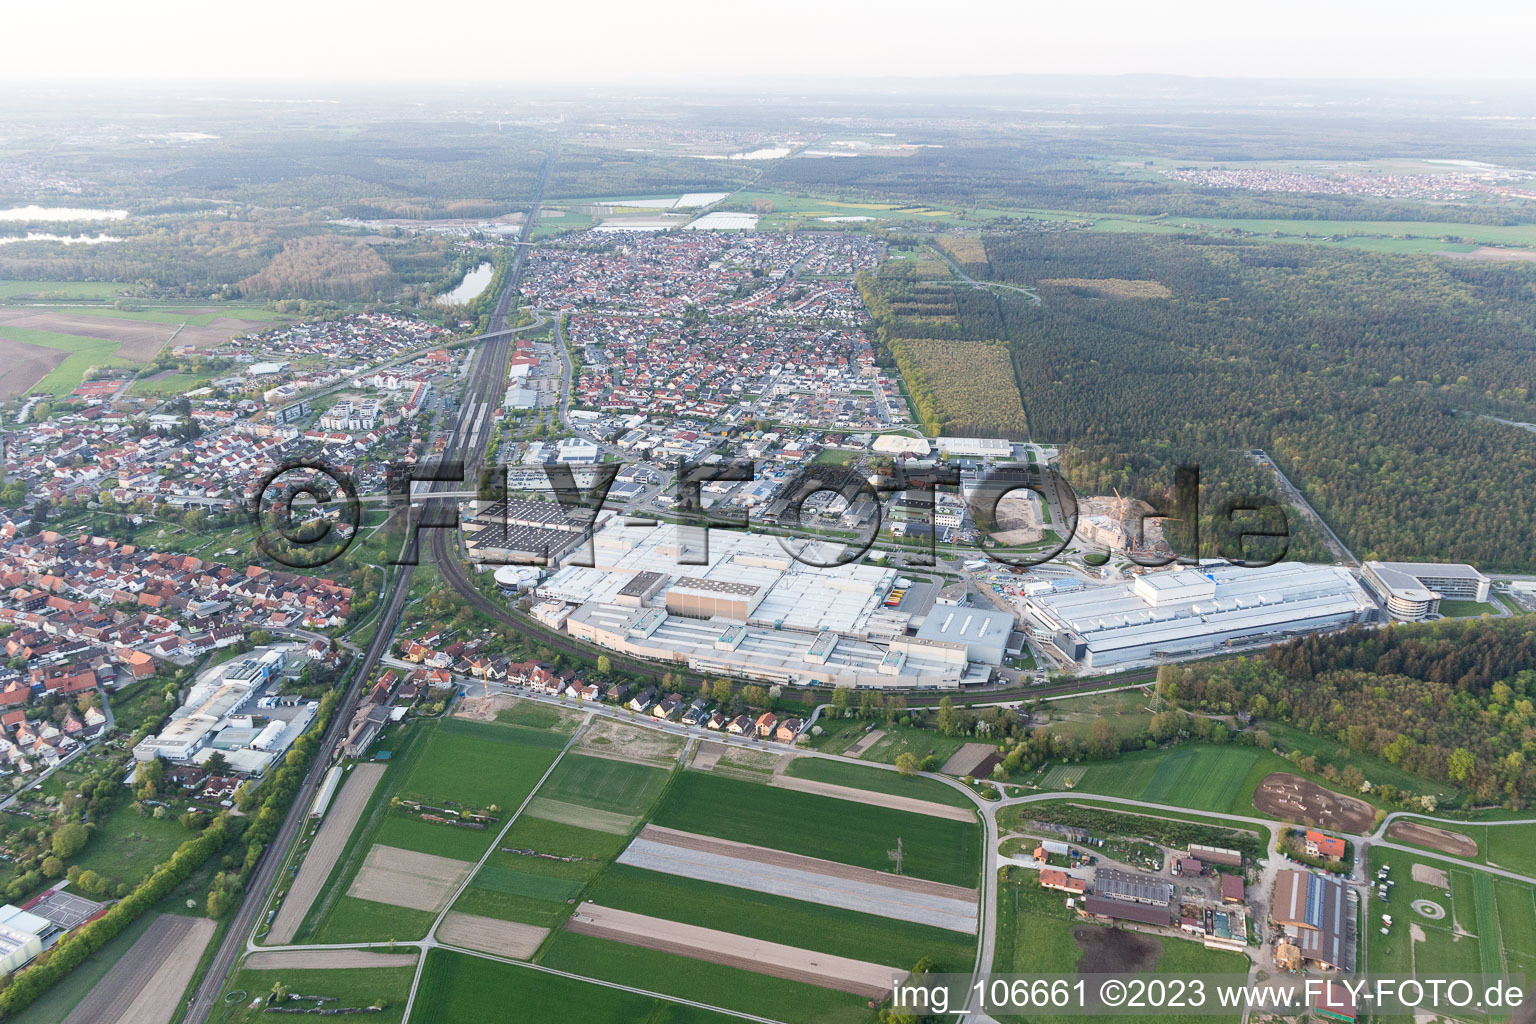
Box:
[0, 54, 1530, 1024]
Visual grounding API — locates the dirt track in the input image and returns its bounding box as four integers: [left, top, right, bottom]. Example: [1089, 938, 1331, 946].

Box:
[1388, 821, 1479, 858]
[438, 911, 549, 959]
[267, 763, 386, 944]
[244, 950, 419, 970]
[347, 844, 472, 912]
[64, 914, 215, 1024]
[1253, 773, 1374, 833]
[770, 774, 976, 822]
[566, 902, 901, 998]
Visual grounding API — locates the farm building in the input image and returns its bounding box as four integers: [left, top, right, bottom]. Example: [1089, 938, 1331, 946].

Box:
[1189, 844, 1242, 867]
[1220, 873, 1245, 903]
[1304, 830, 1347, 860]
[1039, 869, 1086, 894]
[1081, 894, 1173, 927]
[1094, 867, 1173, 907]
[1270, 869, 1356, 971]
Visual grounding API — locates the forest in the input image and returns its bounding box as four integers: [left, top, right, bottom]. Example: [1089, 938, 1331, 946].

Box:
[1163, 618, 1536, 807]
[976, 230, 1536, 570]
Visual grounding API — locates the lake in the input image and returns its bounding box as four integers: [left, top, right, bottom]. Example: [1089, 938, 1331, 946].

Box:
[0, 206, 128, 222]
[435, 262, 494, 305]
[0, 232, 122, 245]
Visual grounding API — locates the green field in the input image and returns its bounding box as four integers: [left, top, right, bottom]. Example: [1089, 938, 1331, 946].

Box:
[70, 799, 198, 891]
[411, 948, 744, 1024]
[534, 754, 671, 816]
[0, 325, 138, 395]
[129, 371, 212, 396]
[0, 280, 131, 300]
[1033, 690, 1157, 741]
[1038, 764, 1089, 789]
[213, 965, 416, 1024]
[451, 816, 629, 929]
[858, 728, 972, 769]
[992, 874, 1246, 1024]
[297, 716, 571, 944]
[585, 864, 977, 972]
[782, 756, 978, 809]
[1437, 599, 1501, 618]
[539, 932, 879, 1024]
[1365, 847, 1522, 998]
[1071, 745, 1296, 815]
[650, 771, 981, 888]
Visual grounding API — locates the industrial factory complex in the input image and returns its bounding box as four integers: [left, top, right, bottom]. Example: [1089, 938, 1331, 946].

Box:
[531, 519, 1012, 688]
[1020, 562, 1378, 671]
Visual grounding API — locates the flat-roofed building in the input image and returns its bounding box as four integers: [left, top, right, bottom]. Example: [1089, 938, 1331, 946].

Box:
[915, 607, 1013, 666]
[1362, 560, 1492, 620]
[0, 906, 48, 975]
[1024, 562, 1375, 670]
[461, 498, 599, 566]
[665, 577, 765, 621]
[565, 602, 967, 689]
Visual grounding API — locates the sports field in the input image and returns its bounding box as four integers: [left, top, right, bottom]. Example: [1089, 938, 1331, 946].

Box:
[650, 770, 981, 888]
[410, 948, 746, 1024]
[1365, 847, 1532, 986]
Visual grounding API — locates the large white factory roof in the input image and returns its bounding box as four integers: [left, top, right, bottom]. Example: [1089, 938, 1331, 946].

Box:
[540, 521, 896, 636]
[1027, 562, 1373, 662]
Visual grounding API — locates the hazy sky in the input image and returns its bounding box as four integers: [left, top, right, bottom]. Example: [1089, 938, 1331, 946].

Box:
[9, 0, 1536, 84]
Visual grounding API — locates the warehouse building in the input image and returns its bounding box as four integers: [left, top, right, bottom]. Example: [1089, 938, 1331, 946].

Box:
[1362, 560, 1492, 620]
[460, 498, 601, 566]
[1022, 562, 1375, 670]
[0, 906, 48, 975]
[565, 602, 975, 688]
[1271, 869, 1356, 971]
[915, 607, 1013, 665]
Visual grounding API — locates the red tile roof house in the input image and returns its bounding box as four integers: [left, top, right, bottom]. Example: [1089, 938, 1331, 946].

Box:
[1304, 830, 1347, 861]
[754, 712, 778, 739]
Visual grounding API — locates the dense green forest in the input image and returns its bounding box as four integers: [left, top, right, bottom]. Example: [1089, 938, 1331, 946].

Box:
[973, 231, 1536, 570]
[1164, 618, 1536, 807]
